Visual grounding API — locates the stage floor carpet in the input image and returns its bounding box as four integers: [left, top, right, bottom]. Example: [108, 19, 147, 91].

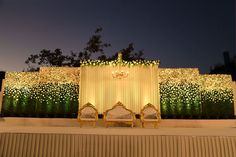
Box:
[0, 118, 236, 157]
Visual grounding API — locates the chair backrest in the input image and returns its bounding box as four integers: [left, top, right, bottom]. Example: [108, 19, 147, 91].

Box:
[79, 103, 98, 119]
[106, 102, 133, 119]
[141, 103, 160, 119]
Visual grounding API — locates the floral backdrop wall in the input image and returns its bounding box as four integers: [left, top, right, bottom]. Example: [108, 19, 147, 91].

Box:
[2, 68, 80, 117]
[159, 68, 234, 118]
[200, 75, 234, 118]
[159, 68, 201, 118]
[1, 67, 234, 118]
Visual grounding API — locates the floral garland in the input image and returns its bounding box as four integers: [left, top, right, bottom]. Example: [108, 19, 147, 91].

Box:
[80, 59, 160, 67]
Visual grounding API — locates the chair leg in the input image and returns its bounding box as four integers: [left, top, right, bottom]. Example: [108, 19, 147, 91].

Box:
[142, 122, 144, 128]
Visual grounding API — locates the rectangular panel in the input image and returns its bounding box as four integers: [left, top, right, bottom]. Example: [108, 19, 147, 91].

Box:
[80, 65, 159, 113]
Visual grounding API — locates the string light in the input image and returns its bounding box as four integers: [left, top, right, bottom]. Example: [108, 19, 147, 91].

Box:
[159, 68, 234, 116]
[3, 66, 234, 117]
[4, 68, 80, 104]
[80, 59, 160, 67]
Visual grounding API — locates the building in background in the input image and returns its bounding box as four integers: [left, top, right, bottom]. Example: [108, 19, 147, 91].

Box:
[210, 51, 236, 81]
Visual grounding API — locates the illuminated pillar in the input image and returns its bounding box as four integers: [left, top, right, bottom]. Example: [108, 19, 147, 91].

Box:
[0, 79, 4, 113]
[233, 81, 236, 116]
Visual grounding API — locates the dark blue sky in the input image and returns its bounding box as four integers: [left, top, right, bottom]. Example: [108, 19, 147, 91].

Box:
[0, 0, 235, 73]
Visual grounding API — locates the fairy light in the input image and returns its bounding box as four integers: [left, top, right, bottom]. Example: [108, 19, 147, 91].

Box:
[2, 64, 234, 117]
[80, 59, 160, 67]
[159, 68, 234, 116]
[4, 68, 80, 105]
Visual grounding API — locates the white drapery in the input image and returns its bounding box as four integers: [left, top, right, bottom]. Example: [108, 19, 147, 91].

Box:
[79, 65, 159, 113]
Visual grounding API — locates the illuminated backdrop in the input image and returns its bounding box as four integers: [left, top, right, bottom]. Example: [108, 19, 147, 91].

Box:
[80, 62, 159, 113]
[159, 69, 234, 118]
[2, 68, 79, 117]
[1, 62, 235, 118]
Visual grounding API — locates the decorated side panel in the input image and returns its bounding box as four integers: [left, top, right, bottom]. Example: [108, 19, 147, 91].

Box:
[2, 68, 80, 117]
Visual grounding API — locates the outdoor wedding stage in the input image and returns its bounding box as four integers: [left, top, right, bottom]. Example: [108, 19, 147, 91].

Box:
[1, 118, 236, 157]
[1, 53, 236, 157]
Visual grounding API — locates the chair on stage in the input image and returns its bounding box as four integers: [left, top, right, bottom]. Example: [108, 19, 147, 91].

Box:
[103, 102, 136, 128]
[77, 102, 98, 127]
[140, 103, 161, 128]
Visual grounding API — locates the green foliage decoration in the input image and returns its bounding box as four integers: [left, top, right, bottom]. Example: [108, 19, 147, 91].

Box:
[159, 69, 234, 118]
[2, 69, 79, 117]
[160, 81, 201, 118]
[1, 67, 235, 119]
[200, 75, 234, 118]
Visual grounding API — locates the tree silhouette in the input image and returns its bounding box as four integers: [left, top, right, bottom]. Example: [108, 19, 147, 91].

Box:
[25, 27, 144, 71]
[106, 43, 144, 61]
[25, 49, 67, 71]
[65, 27, 111, 67]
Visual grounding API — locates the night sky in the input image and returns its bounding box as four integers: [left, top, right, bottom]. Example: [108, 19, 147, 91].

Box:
[0, 0, 235, 73]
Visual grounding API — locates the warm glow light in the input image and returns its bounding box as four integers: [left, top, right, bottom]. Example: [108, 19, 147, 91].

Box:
[112, 70, 129, 79]
[159, 68, 234, 117]
[3, 62, 234, 117]
[111, 52, 130, 79]
[4, 67, 80, 104]
[80, 63, 159, 113]
[80, 51, 159, 67]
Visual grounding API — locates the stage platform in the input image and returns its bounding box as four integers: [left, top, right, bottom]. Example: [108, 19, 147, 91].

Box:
[1, 117, 236, 128]
[1, 118, 236, 157]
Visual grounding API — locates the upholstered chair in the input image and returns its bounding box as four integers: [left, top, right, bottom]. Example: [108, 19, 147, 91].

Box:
[77, 103, 98, 127]
[140, 103, 161, 128]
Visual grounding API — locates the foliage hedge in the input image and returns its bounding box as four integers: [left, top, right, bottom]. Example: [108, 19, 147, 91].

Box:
[1, 83, 234, 119]
[2, 83, 78, 118]
[160, 83, 234, 119]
